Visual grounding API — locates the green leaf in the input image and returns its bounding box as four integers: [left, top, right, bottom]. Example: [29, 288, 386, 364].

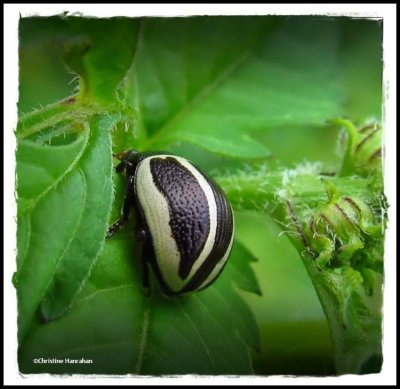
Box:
[16, 16, 262, 375]
[16, 113, 115, 342]
[19, 234, 260, 374]
[130, 17, 344, 157]
[18, 17, 74, 114]
[16, 132, 88, 210]
[339, 18, 383, 120]
[62, 17, 139, 103]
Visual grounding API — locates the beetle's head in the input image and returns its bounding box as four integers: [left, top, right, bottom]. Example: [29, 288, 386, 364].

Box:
[113, 150, 141, 174]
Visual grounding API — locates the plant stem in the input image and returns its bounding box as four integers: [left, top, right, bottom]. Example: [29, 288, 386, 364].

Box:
[217, 166, 385, 374]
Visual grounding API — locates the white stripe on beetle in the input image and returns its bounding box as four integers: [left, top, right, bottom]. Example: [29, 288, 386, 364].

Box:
[136, 155, 218, 293]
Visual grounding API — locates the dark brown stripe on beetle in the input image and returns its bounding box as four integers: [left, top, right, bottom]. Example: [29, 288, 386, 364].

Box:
[181, 177, 233, 293]
[150, 157, 210, 280]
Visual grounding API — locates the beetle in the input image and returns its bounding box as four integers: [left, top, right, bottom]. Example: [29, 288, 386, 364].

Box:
[107, 150, 235, 296]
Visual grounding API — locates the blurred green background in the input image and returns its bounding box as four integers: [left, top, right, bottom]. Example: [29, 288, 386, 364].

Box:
[18, 15, 382, 375]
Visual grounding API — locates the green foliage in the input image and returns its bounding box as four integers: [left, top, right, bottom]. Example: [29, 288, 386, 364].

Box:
[302, 180, 382, 270]
[63, 17, 140, 104]
[20, 233, 260, 374]
[16, 112, 115, 341]
[339, 18, 383, 120]
[130, 17, 344, 157]
[332, 119, 383, 178]
[218, 162, 385, 374]
[282, 176, 384, 374]
[16, 15, 384, 376]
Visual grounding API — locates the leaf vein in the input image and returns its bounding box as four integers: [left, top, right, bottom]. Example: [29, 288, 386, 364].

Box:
[144, 50, 252, 148]
[36, 169, 88, 316]
[20, 131, 90, 212]
[180, 304, 217, 368]
[134, 307, 150, 374]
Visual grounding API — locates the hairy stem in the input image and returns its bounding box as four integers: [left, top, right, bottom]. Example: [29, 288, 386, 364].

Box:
[217, 164, 385, 374]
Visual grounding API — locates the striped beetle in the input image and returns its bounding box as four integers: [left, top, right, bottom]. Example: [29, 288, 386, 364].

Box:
[107, 150, 234, 296]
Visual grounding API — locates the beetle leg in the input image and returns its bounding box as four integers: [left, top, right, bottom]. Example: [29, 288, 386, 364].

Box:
[115, 160, 126, 173]
[106, 175, 135, 238]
